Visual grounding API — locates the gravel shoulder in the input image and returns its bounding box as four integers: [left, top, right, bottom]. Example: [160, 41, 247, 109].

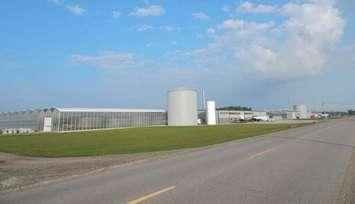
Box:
[0, 149, 197, 193]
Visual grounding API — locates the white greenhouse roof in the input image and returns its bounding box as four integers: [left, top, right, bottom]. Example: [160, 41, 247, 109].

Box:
[55, 108, 166, 113]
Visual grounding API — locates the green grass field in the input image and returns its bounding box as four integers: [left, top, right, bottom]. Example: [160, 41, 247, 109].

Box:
[0, 123, 306, 157]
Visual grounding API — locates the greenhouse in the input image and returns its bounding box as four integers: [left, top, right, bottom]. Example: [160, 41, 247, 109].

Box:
[0, 108, 167, 133]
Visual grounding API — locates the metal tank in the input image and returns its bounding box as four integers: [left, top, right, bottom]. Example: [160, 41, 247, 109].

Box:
[206, 101, 216, 125]
[293, 105, 308, 119]
[167, 87, 197, 126]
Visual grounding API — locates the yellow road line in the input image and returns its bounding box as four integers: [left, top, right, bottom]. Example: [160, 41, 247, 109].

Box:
[248, 147, 276, 160]
[127, 186, 176, 204]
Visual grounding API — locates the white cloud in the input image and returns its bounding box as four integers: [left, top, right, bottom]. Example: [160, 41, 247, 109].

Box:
[48, 0, 62, 5]
[237, 45, 277, 73]
[220, 19, 244, 30]
[281, 1, 344, 45]
[67, 4, 86, 15]
[237, 0, 344, 78]
[163, 26, 173, 32]
[137, 25, 153, 32]
[130, 5, 165, 16]
[192, 12, 210, 21]
[171, 0, 345, 79]
[146, 42, 154, 47]
[161, 26, 181, 32]
[69, 0, 347, 82]
[237, 1, 277, 13]
[206, 27, 215, 35]
[72, 52, 139, 69]
[221, 5, 230, 13]
[196, 33, 204, 39]
[112, 10, 121, 18]
[219, 19, 275, 34]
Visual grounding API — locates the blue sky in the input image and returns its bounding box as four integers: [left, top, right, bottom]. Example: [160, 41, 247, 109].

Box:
[0, 0, 354, 112]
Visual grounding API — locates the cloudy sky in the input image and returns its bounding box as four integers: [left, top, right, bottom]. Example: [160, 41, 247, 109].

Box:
[0, 0, 354, 112]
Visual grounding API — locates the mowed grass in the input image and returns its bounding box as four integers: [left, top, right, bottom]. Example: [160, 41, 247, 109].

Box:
[0, 123, 306, 157]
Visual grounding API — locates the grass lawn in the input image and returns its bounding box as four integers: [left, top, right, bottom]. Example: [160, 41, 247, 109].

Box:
[0, 123, 307, 157]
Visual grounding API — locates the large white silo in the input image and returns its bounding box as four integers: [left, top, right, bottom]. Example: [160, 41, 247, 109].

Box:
[206, 101, 216, 125]
[293, 105, 308, 119]
[168, 87, 198, 126]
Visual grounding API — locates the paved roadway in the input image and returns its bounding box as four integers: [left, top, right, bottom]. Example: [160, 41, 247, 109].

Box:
[1, 118, 355, 204]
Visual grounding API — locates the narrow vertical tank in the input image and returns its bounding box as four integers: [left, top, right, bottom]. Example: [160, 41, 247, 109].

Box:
[206, 101, 216, 125]
[168, 87, 197, 126]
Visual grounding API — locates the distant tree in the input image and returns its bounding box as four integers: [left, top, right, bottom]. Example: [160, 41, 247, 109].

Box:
[348, 110, 355, 115]
[217, 106, 252, 111]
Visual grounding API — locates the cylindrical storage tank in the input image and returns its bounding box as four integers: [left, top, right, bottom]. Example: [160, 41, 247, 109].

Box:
[168, 87, 197, 126]
[293, 105, 308, 119]
[206, 101, 216, 125]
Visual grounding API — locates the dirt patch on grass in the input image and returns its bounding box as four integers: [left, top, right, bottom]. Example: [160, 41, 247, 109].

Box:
[0, 150, 193, 192]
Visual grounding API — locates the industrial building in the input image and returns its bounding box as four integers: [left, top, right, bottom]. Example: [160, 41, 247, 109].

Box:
[0, 86, 313, 135]
[216, 110, 268, 124]
[268, 110, 297, 120]
[0, 87, 198, 134]
[267, 105, 310, 120]
[0, 108, 167, 133]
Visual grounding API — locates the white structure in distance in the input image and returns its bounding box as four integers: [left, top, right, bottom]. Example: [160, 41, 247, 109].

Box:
[293, 105, 308, 119]
[206, 100, 216, 125]
[167, 87, 198, 126]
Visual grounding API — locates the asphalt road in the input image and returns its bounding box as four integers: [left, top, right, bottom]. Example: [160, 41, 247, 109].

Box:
[1, 118, 355, 204]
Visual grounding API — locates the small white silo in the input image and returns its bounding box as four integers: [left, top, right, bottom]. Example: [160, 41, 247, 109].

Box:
[293, 105, 308, 119]
[167, 87, 198, 126]
[206, 101, 216, 125]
